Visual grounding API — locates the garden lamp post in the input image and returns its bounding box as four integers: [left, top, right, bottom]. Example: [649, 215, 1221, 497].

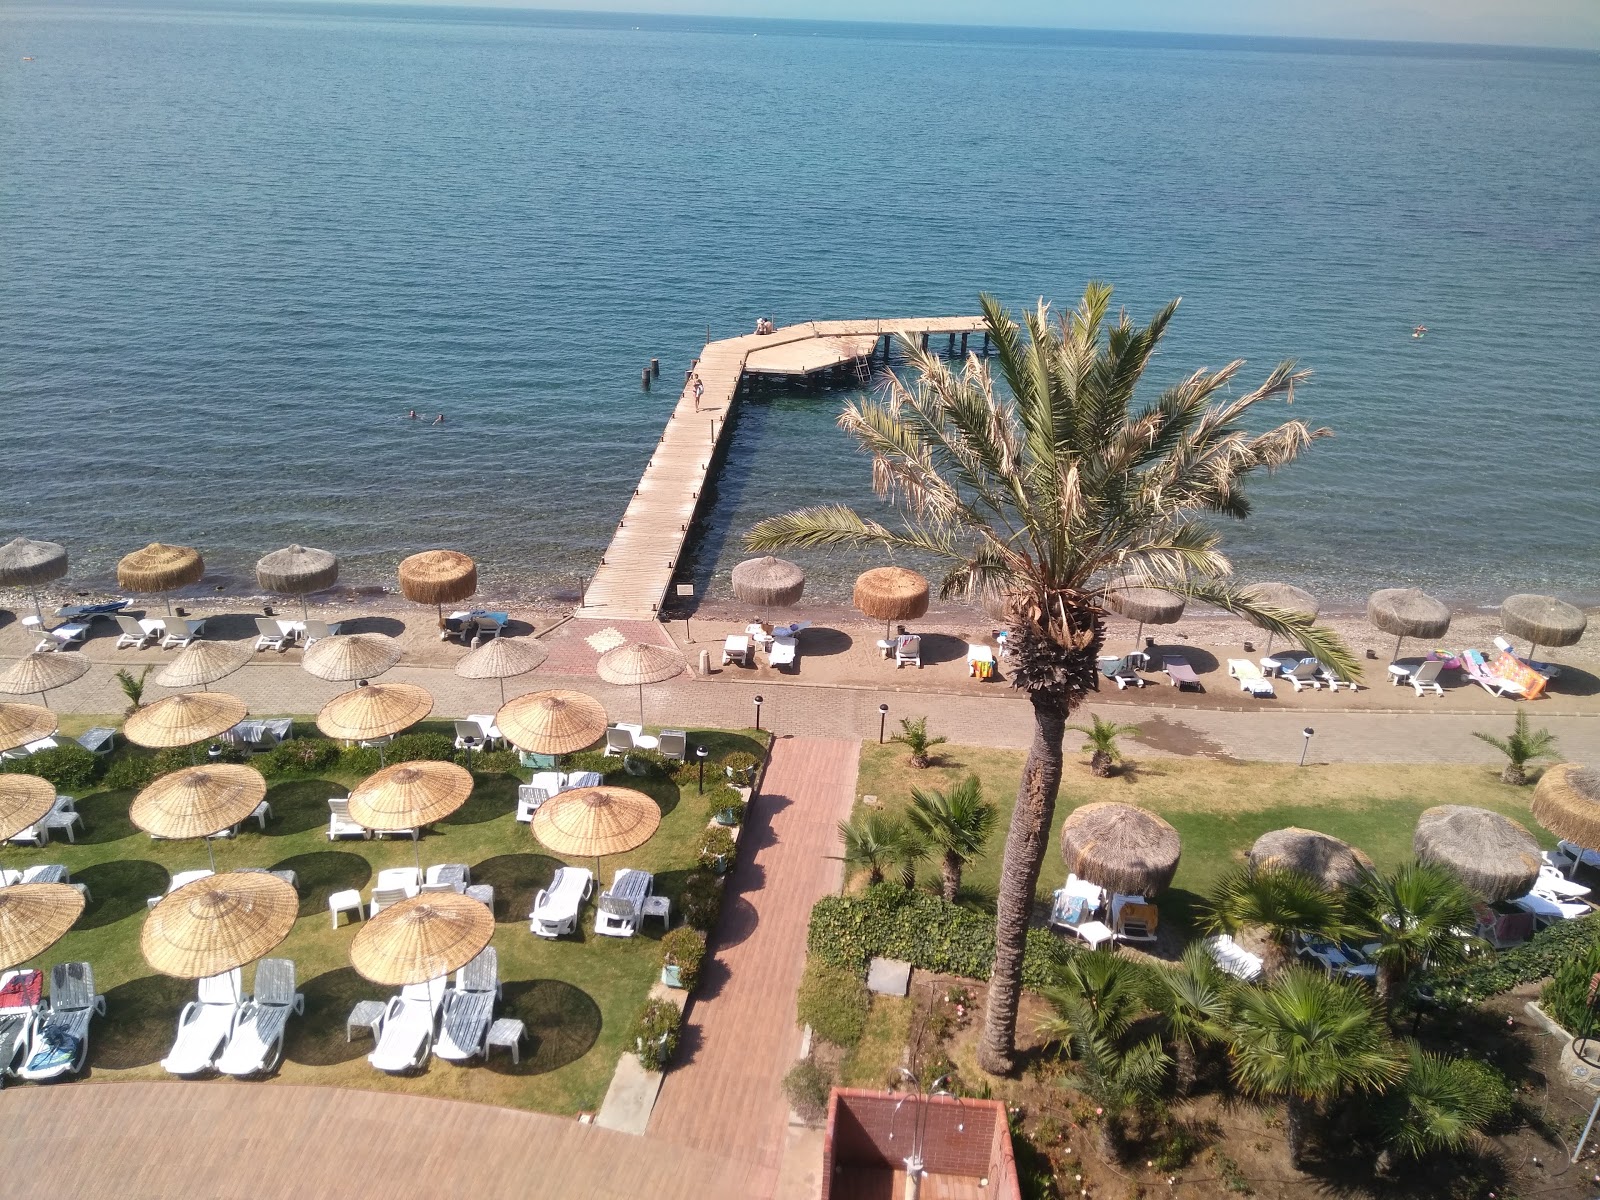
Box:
[878, 703, 889, 744]
[753, 695, 763, 732]
[695, 745, 708, 794]
[1299, 727, 1315, 767]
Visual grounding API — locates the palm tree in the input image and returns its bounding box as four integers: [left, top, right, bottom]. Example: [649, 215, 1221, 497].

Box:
[1346, 861, 1482, 1011]
[1068, 714, 1138, 777]
[1148, 942, 1234, 1096]
[906, 775, 997, 902]
[837, 810, 921, 888]
[747, 285, 1355, 1073]
[1375, 1042, 1506, 1172]
[888, 716, 947, 768]
[1472, 709, 1559, 785]
[1203, 864, 1345, 976]
[114, 666, 152, 716]
[1228, 967, 1406, 1169]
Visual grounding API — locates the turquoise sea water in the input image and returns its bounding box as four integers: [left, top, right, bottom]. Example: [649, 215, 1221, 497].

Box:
[2, 3, 1598, 607]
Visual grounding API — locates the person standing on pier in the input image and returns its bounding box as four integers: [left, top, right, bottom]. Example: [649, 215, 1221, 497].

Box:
[692, 374, 704, 412]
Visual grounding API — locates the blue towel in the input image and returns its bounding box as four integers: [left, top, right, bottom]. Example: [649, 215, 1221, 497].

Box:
[27, 1024, 78, 1073]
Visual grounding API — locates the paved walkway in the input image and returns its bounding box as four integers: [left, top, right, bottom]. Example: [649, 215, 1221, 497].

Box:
[649, 738, 859, 1195]
[0, 1081, 767, 1199]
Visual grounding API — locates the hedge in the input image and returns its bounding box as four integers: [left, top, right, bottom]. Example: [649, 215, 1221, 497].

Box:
[1428, 912, 1600, 1007]
[796, 958, 869, 1047]
[808, 884, 1065, 989]
[1, 743, 101, 791]
[1542, 936, 1600, 1033]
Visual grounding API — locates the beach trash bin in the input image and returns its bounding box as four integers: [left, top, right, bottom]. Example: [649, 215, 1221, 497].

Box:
[698, 649, 710, 676]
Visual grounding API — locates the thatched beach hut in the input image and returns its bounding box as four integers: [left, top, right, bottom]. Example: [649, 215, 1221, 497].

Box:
[1061, 802, 1181, 897]
[1531, 763, 1600, 853]
[1413, 805, 1539, 903]
[1248, 827, 1373, 889]
[1501, 594, 1587, 661]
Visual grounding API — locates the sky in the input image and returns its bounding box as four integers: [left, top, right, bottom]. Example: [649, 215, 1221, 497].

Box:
[347, 0, 1600, 50]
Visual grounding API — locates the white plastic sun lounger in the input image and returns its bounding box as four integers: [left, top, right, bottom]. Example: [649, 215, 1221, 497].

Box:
[368, 976, 445, 1073]
[0, 969, 44, 1083]
[114, 615, 162, 650]
[1204, 934, 1264, 982]
[1535, 865, 1591, 899]
[1227, 658, 1275, 697]
[1408, 659, 1446, 697]
[18, 962, 106, 1082]
[768, 636, 798, 669]
[1511, 890, 1591, 927]
[531, 866, 593, 937]
[1163, 656, 1203, 692]
[1097, 655, 1147, 690]
[216, 958, 304, 1077]
[1279, 658, 1322, 692]
[161, 968, 245, 1076]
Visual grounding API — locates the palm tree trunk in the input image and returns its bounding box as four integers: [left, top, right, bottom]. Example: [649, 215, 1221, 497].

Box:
[1502, 762, 1527, 786]
[942, 852, 961, 903]
[1173, 1038, 1197, 1098]
[1285, 1095, 1311, 1170]
[978, 691, 1068, 1075]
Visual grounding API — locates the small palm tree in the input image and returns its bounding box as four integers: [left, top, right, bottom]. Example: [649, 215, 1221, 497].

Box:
[1472, 709, 1558, 785]
[1346, 861, 1482, 1012]
[889, 716, 947, 768]
[1148, 942, 1234, 1096]
[1228, 967, 1407, 1169]
[1204, 865, 1344, 977]
[114, 666, 152, 716]
[837, 810, 921, 888]
[1375, 1042, 1505, 1171]
[1068, 714, 1138, 777]
[906, 776, 997, 902]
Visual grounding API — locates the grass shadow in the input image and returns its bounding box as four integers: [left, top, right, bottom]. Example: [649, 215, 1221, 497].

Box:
[286, 966, 373, 1066]
[487, 979, 602, 1076]
[269, 850, 372, 919]
[92, 973, 193, 1069]
[73, 790, 138, 844]
[264, 778, 343, 836]
[472, 853, 565, 924]
[444, 777, 514, 826]
[74, 859, 170, 929]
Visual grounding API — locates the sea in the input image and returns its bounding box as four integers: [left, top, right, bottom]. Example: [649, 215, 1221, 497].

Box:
[3, 2, 1598, 611]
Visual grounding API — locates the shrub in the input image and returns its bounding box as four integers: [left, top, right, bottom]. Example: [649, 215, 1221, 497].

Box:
[1427, 912, 1600, 1007]
[660, 926, 708, 992]
[339, 746, 382, 776]
[698, 826, 737, 874]
[1542, 936, 1600, 1033]
[4, 743, 101, 791]
[384, 732, 457, 764]
[808, 884, 1065, 989]
[102, 752, 163, 791]
[155, 744, 248, 772]
[796, 957, 870, 1047]
[783, 1057, 834, 1124]
[679, 871, 724, 932]
[633, 998, 682, 1072]
[472, 749, 522, 776]
[709, 790, 746, 827]
[721, 751, 759, 782]
[257, 738, 341, 777]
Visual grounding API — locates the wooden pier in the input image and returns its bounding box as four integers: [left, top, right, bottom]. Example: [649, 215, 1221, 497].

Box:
[577, 316, 986, 622]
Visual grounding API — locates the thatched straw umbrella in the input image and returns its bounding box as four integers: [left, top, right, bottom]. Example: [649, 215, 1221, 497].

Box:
[117, 543, 204, 615]
[532, 785, 661, 881]
[455, 637, 547, 705]
[0, 652, 90, 705]
[1105, 582, 1186, 655]
[348, 760, 473, 870]
[731, 556, 805, 616]
[316, 681, 432, 765]
[1241, 582, 1319, 655]
[596, 642, 686, 724]
[0, 884, 85, 971]
[1413, 805, 1539, 903]
[302, 633, 402, 683]
[142, 872, 297, 984]
[131, 764, 267, 871]
[0, 702, 56, 754]
[1248, 827, 1373, 889]
[256, 544, 340, 621]
[154, 641, 248, 692]
[1060, 802, 1181, 897]
[124, 692, 248, 761]
[1501, 594, 1587, 662]
[0, 775, 57, 843]
[853, 567, 929, 640]
[495, 689, 607, 758]
[0, 537, 67, 626]
[350, 892, 494, 986]
[1367, 588, 1450, 661]
[1531, 764, 1600, 853]
[397, 550, 477, 625]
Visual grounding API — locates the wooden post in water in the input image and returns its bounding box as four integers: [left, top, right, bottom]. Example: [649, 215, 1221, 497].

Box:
[982, 332, 990, 355]
[650, 358, 660, 378]
[641, 368, 651, 390]
[947, 332, 955, 355]
[920, 332, 929, 351]
[960, 332, 968, 356]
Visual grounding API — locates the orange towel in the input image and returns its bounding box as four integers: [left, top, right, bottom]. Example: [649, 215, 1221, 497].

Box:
[1490, 651, 1546, 700]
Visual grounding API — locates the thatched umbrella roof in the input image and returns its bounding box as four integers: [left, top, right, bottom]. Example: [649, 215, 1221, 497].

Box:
[0, 774, 57, 842]
[0, 652, 90, 704]
[0, 702, 56, 753]
[1501, 594, 1587, 657]
[1531, 763, 1600, 851]
[351, 892, 494, 986]
[731, 556, 805, 610]
[495, 689, 607, 756]
[1241, 582, 1319, 620]
[131, 765, 268, 842]
[1105, 585, 1186, 626]
[0, 538, 67, 625]
[1368, 588, 1450, 659]
[1248, 827, 1373, 889]
[597, 642, 686, 723]
[532, 786, 661, 860]
[154, 640, 249, 691]
[0, 884, 85, 972]
[123, 692, 247, 749]
[302, 633, 403, 683]
[142, 872, 297, 979]
[398, 550, 477, 619]
[454, 637, 547, 705]
[316, 681, 432, 743]
[117, 543, 204, 613]
[256, 544, 340, 620]
[1413, 805, 1540, 902]
[1061, 802, 1182, 897]
[853, 567, 929, 637]
[348, 761, 473, 832]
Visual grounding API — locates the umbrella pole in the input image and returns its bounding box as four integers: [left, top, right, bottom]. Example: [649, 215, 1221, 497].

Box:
[31, 589, 44, 627]
[638, 682, 645, 726]
[413, 835, 422, 874]
[1393, 633, 1403, 662]
[205, 837, 216, 872]
[499, 677, 507, 707]
[165, 592, 175, 616]
[301, 595, 310, 623]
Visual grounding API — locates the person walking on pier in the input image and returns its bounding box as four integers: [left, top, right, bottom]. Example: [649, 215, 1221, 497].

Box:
[692, 374, 704, 412]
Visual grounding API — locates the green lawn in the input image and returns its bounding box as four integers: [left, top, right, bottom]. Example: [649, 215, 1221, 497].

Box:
[7, 721, 764, 1114]
[855, 741, 1556, 932]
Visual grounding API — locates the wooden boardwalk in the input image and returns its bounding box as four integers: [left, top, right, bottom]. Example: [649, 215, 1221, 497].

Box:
[577, 317, 985, 623]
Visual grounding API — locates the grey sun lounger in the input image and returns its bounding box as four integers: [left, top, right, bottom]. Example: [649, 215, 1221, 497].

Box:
[216, 958, 304, 1077]
[1098, 655, 1148, 689]
[1163, 656, 1203, 692]
[18, 962, 105, 1082]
